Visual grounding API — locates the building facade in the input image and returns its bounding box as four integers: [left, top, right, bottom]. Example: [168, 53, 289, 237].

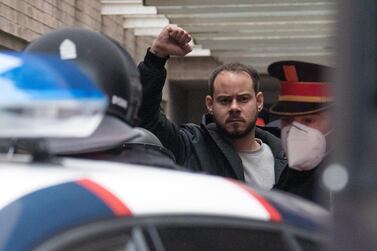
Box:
[0, 0, 279, 124]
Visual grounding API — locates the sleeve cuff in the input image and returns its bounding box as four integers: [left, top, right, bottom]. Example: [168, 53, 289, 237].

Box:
[145, 48, 169, 69]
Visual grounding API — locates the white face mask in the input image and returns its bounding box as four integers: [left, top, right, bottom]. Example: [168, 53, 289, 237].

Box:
[281, 121, 328, 171]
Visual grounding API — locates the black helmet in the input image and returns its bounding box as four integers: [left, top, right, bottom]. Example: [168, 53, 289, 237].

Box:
[23, 28, 142, 155]
[124, 127, 176, 162]
[127, 127, 164, 146]
[122, 127, 177, 167]
[24, 27, 141, 125]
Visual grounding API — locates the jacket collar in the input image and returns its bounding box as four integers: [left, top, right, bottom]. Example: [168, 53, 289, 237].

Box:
[204, 122, 245, 180]
[202, 114, 287, 182]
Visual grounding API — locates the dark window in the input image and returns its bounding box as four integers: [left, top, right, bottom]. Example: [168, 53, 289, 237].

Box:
[34, 216, 325, 251]
[157, 225, 289, 251]
[35, 226, 149, 251]
[295, 236, 324, 251]
[56, 230, 133, 251]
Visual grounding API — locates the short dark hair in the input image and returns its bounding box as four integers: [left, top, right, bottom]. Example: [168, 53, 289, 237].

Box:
[208, 63, 260, 96]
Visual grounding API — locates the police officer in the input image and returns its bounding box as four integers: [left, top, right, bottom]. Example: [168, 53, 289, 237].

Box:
[269, 60, 334, 207]
[24, 28, 179, 170]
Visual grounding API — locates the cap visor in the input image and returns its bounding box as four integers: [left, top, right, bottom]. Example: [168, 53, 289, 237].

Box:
[269, 101, 331, 116]
[47, 115, 139, 154]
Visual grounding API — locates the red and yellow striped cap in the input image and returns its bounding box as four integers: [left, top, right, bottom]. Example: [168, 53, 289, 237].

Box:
[268, 61, 333, 116]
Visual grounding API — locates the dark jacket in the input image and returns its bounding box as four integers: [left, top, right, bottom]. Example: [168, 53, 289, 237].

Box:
[274, 158, 331, 208]
[137, 50, 287, 184]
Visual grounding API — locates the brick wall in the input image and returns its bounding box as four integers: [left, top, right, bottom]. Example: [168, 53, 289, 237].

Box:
[75, 0, 101, 31]
[101, 14, 123, 45]
[0, 0, 138, 56]
[1, 0, 73, 45]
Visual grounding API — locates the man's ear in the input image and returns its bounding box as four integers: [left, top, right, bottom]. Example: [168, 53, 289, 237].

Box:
[256, 92, 264, 112]
[205, 95, 214, 114]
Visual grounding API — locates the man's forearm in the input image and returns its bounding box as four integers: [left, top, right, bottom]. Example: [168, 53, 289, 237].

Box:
[137, 49, 168, 127]
[137, 24, 192, 120]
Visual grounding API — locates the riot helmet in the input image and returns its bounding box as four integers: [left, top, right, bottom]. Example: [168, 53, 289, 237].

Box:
[127, 127, 164, 146]
[23, 28, 142, 154]
[24, 27, 141, 125]
[124, 127, 176, 163]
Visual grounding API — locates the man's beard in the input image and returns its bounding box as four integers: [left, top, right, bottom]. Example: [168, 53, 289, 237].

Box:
[214, 115, 257, 140]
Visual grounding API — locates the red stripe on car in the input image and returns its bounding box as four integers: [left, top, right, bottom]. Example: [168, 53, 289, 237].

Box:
[228, 180, 282, 222]
[77, 178, 132, 217]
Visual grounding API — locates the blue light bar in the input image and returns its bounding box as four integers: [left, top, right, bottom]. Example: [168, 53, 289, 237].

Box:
[0, 52, 108, 138]
[0, 52, 105, 103]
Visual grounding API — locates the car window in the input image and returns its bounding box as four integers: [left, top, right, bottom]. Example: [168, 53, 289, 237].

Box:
[34, 216, 324, 251]
[46, 229, 134, 251]
[157, 225, 289, 251]
[36, 224, 289, 251]
[34, 226, 140, 251]
[295, 236, 323, 251]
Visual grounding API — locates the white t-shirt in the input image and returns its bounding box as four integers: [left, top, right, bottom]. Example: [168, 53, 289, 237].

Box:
[238, 138, 275, 190]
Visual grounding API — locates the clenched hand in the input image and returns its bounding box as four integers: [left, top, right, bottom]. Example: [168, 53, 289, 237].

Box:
[150, 25, 192, 58]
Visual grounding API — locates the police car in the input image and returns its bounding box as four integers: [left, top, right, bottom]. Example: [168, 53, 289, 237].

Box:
[0, 52, 329, 251]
